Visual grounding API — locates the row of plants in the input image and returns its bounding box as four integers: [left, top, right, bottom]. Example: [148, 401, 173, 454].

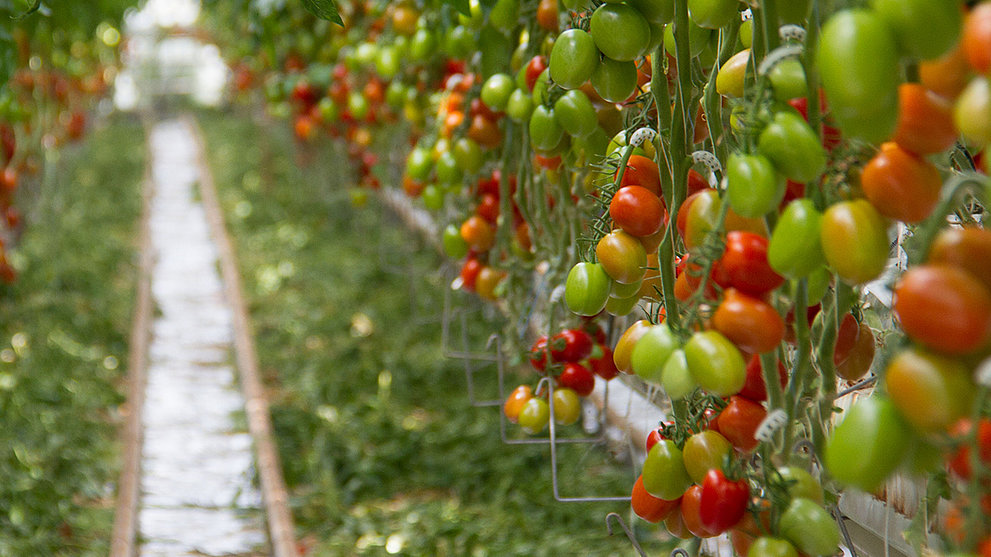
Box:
[203, 0, 991, 554]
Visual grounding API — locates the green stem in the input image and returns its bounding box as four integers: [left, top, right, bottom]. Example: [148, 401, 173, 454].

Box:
[907, 173, 991, 266]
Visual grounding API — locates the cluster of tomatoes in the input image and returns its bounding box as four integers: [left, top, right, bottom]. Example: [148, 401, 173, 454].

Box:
[504, 324, 618, 434]
[215, 0, 991, 553]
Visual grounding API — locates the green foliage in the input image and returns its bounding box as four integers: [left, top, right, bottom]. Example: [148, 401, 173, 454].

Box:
[198, 108, 675, 555]
[301, 0, 343, 25]
[0, 114, 144, 555]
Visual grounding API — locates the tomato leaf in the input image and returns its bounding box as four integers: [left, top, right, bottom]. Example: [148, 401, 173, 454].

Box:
[10, 0, 40, 20]
[301, 0, 343, 25]
[443, 0, 471, 17]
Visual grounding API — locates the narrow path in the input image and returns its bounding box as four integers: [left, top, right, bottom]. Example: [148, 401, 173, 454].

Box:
[131, 118, 269, 556]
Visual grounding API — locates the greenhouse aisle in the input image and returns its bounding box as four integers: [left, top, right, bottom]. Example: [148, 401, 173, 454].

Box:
[137, 118, 267, 556]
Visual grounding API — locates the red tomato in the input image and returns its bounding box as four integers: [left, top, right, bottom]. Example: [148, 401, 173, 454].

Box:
[610, 185, 664, 237]
[699, 469, 749, 534]
[834, 317, 876, 382]
[717, 396, 767, 452]
[711, 288, 786, 354]
[631, 474, 681, 523]
[927, 226, 991, 292]
[529, 336, 550, 372]
[894, 265, 991, 355]
[680, 485, 719, 538]
[476, 193, 500, 222]
[550, 328, 594, 362]
[861, 142, 942, 224]
[558, 362, 595, 396]
[963, 2, 991, 74]
[948, 418, 991, 480]
[618, 154, 662, 197]
[714, 231, 785, 297]
[892, 83, 959, 155]
[739, 354, 788, 403]
[525, 56, 548, 92]
[687, 168, 709, 195]
[460, 257, 483, 292]
[589, 345, 621, 380]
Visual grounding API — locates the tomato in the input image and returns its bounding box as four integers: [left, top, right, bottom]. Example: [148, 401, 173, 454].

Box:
[712, 289, 785, 354]
[892, 83, 958, 156]
[435, 151, 463, 184]
[551, 328, 594, 362]
[661, 349, 698, 400]
[682, 430, 732, 484]
[551, 387, 582, 425]
[421, 184, 444, 210]
[564, 262, 611, 317]
[460, 257, 483, 291]
[757, 111, 827, 184]
[920, 42, 972, 100]
[590, 3, 650, 62]
[610, 186, 664, 237]
[475, 266, 506, 300]
[557, 362, 595, 396]
[835, 321, 876, 382]
[954, 76, 991, 146]
[406, 147, 433, 180]
[549, 29, 598, 90]
[664, 507, 693, 539]
[618, 154, 662, 196]
[631, 474, 680, 523]
[682, 189, 719, 249]
[928, 227, 991, 292]
[596, 229, 647, 284]
[529, 105, 564, 152]
[680, 485, 718, 538]
[529, 336, 551, 372]
[518, 397, 550, 434]
[663, 18, 714, 58]
[768, 199, 825, 278]
[947, 418, 991, 480]
[591, 57, 638, 104]
[861, 142, 942, 224]
[885, 347, 973, 434]
[630, 323, 679, 383]
[894, 265, 991, 355]
[460, 215, 495, 252]
[687, 0, 739, 29]
[467, 113, 503, 149]
[489, 0, 519, 32]
[747, 537, 799, 557]
[725, 152, 784, 218]
[409, 29, 438, 61]
[536, 0, 559, 31]
[699, 469, 748, 534]
[505, 88, 534, 123]
[442, 224, 469, 259]
[590, 345, 621, 380]
[778, 466, 823, 504]
[553, 89, 598, 138]
[642, 439, 692, 500]
[613, 319, 651, 373]
[716, 395, 766, 452]
[685, 330, 747, 397]
[871, 0, 962, 60]
[715, 49, 750, 98]
[779, 498, 840, 557]
[503, 384, 533, 423]
[768, 59, 808, 102]
[523, 55, 548, 92]
[963, 2, 991, 74]
[825, 395, 912, 492]
[820, 199, 890, 285]
[739, 354, 787, 403]
[715, 231, 784, 297]
[818, 9, 900, 143]
[480, 73, 515, 112]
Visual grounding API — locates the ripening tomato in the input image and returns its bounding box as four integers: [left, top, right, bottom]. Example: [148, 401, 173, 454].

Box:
[820, 199, 890, 285]
[565, 262, 612, 316]
[928, 227, 991, 292]
[643, 439, 692, 500]
[884, 347, 974, 434]
[835, 320, 876, 382]
[739, 354, 787, 403]
[715, 231, 785, 297]
[680, 485, 719, 538]
[682, 430, 732, 484]
[861, 142, 942, 224]
[963, 2, 991, 74]
[892, 83, 959, 156]
[503, 384, 534, 423]
[699, 469, 748, 534]
[518, 397, 550, 434]
[536, 0, 559, 31]
[596, 229, 648, 284]
[747, 538, 799, 557]
[716, 49, 750, 98]
[475, 266, 506, 300]
[460, 215, 495, 252]
[920, 41, 972, 100]
[549, 29, 598, 90]
[818, 9, 900, 144]
[460, 257, 483, 291]
[894, 265, 991, 355]
[613, 319, 651, 374]
[631, 474, 681, 523]
[712, 288, 786, 354]
[664, 506, 693, 539]
[618, 154, 662, 197]
[954, 76, 991, 146]
[610, 185, 664, 237]
[825, 395, 913, 492]
[725, 152, 784, 218]
[947, 418, 991, 480]
[716, 396, 766, 452]
[685, 330, 747, 397]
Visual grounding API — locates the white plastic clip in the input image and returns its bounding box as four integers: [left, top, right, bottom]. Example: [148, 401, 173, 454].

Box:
[629, 127, 657, 148]
[755, 409, 788, 443]
[975, 357, 991, 388]
[779, 24, 807, 43]
[741, 8, 753, 21]
[692, 150, 722, 174]
[758, 44, 805, 76]
[549, 284, 567, 304]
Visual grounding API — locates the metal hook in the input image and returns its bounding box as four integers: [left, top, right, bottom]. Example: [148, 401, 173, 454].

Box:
[604, 513, 647, 557]
[831, 505, 860, 557]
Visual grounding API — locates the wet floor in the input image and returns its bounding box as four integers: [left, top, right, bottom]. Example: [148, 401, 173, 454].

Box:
[138, 119, 268, 556]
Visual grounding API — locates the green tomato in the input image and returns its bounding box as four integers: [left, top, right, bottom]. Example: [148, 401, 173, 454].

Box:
[452, 138, 484, 174]
[757, 111, 827, 183]
[421, 184, 444, 210]
[385, 81, 407, 109]
[611, 277, 642, 298]
[605, 293, 640, 316]
[479, 26, 512, 79]
[374, 45, 400, 78]
[434, 151, 462, 185]
[806, 266, 830, 305]
[778, 466, 823, 504]
[573, 127, 611, 162]
[748, 537, 799, 557]
[590, 3, 651, 62]
[820, 199, 890, 285]
[442, 224, 469, 259]
[565, 262, 613, 316]
[317, 97, 339, 121]
[817, 9, 900, 144]
[664, 20, 712, 58]
[445, 25, 476, 59]
[738, 18, 753, 48]
[642, 439, 692, 500]
[591, 57, 638, 104]
[626, 0, 674, 25]
[688, 0, 740, 29]
[725, 152, 784, 218]
[529, 105, 565, 152]
[682, 430, 732, 484]
[954, 77, 991, 147]
[532, 69, 552, 105]
[518, 397, 550, 434]
[870, 0, 962, 60]
[660, 349, 696, 400]
[630, 323, 679, 383]
[489, 0, 519, 33]
[768, 199, 825, 278]
[552, 387, 582, 425]
[554, 89, 598, 138]
[825, 396, 912, 492]
[779, 498, 841, 557]
[406, 147, 432, 181]
[409, 29, 437, 61]
[685, 331, 746, 397]
[481, 73, 516, 112]
[549, 29, 599, 90]
[506, 88, 534, 122]
[768, 58, 808, 102]
[348, 92, 370, 120]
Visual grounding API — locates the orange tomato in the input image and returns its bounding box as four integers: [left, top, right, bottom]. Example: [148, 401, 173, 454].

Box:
[861, 142, 942, 224]
[892, 83, 958, 155]
[963, 2, 991, 73]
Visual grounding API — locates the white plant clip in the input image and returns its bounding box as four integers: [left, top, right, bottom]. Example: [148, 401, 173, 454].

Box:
[691, 150, 722, 174]
[758, 44, 805, 76]
[549, 284, 566, 304]
[755, 409, 788, 443]
[779, 24, 807, 43]
[629, 127, 657, 148]
[741, 8, 753, 21]
[975, 357, 991, 388]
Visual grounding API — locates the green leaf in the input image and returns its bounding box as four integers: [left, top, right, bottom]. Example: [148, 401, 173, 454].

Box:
[301, 0, 342, 25]
[11, 0, 39, 20]
[445, 0, 471, 16]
